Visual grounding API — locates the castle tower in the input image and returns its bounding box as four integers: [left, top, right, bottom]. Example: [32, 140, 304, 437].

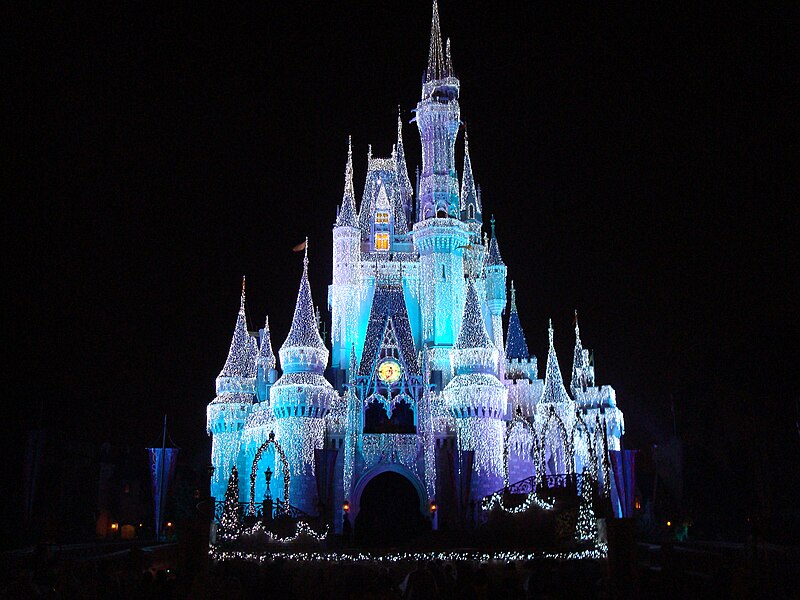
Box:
[412, 1, 469, 364]
[485, 216, 507, 376]
[332, 138, 362, 384]
[270, 243, 336, 514]
[535, 321, 577, 476]
[207, 278, 258, 499]
[443, 279, 507, 503]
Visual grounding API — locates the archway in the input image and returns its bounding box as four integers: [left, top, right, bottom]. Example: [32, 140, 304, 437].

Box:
[353, 471, 427, 546]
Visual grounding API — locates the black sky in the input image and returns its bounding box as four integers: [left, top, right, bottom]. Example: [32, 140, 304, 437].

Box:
[6, 2, 798, 527]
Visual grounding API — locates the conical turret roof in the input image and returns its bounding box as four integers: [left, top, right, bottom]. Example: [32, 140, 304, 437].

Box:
[540, 320, 571, 404]
[281, 243, 326, 354]
[256, 315, 276, 372]
[454, 280, 494, 351]
[486, 215, 504, 266]
[505, 282, 530, 360]
[460, 133, 480, 215]
[570, 311, 588, 395]
[218, 277, 258, 379]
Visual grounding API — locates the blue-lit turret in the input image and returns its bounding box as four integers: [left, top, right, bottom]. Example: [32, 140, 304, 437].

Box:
[443, 279, 507, 503]
[207, 278, 258, 499]
[270, 243, 336, 515]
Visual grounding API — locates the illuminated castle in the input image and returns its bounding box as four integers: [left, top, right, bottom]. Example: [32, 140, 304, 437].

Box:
[207, 2, 624, 535]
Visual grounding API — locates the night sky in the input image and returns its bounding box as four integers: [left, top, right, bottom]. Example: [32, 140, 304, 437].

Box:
[7, 3, 797, 535]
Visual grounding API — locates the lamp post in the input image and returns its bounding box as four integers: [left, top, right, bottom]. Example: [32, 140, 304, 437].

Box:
[263, 467, 273, 524]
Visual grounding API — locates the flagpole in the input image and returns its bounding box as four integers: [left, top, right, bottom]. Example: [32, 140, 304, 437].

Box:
[158, 414, 167, 540]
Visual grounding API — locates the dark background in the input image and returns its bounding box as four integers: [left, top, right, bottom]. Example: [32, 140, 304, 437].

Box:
[5, 2, 797, 542]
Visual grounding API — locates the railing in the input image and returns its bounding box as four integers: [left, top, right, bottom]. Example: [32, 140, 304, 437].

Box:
[213, 500, 313, 523]
[485, 472, 593, 502]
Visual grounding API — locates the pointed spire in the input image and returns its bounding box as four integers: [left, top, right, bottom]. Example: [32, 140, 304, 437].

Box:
[218, 277, 258, 379]
[571, 311, 588, 395]
[460, 131, 479, 215]
[336, 137, 358, 227]
[280, 239, 327, 356]
[505, 281, 530, 360]
[445, 38, 453, 77]
[541, 320, 571, 404]
[454, 279, 494, 350]
[486, 215, 505, 266]
[396, 107, 413, 199]
[257, 315, 276, 372]
[426, 0, 445, 82]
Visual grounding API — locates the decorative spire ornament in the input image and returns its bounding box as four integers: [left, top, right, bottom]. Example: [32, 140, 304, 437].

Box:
[460, 130, 479, 217]
[486, 215, 504, 266]
[257, 315, 276, 372]
[571, 310, 588, 395]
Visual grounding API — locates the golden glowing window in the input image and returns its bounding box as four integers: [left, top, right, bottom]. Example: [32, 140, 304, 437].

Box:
[375, 211, 390, 224]
[375, 233, 390, 251]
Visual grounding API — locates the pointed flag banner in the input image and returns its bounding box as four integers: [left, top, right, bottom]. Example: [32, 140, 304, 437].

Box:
[147, 447, 179, 538]
[293, 240, 307, 252]
[609, 449, 637, 518]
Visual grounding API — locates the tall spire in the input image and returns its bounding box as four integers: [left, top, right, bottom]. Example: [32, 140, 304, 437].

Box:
[336, 136, 358, 227]
[571, 311, 588, 395]
[505, 281, 530, 360]
[460, 131, 479, 217]
[257, 315, 276, 372]
[486, 215, 504, 266]
[541, 319, 571, 404]
[454, 279, 494, 350]
[445, 38, 453, 77]
[218, 276, 258, 379]
[426, 0, 445, 82]
[280, 239, 327, 361]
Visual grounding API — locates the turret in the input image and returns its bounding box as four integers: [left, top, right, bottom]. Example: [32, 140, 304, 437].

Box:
[270, 242, 336, 514]
[332, 138, 362, 381]
[534, 320, 577, 475]
[443, 279, 507, 502]
[570, 311, 590, 400]
[207, 277, 258, 499]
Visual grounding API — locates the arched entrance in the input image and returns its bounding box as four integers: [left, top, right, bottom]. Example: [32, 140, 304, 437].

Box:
[353, 469, 427, 546]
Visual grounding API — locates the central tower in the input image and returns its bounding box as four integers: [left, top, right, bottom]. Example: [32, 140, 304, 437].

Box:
[412, 1, 469, 368]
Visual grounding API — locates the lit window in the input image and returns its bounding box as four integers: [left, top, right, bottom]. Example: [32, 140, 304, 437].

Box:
[375, 211, 390, 224]
[375, 233, 390, 251]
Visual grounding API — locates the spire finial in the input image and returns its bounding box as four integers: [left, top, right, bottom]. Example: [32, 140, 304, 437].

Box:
[548, 318, 554, 347]
[397, 106, 403, 143]
[490, 214, 496, 238]
[303, 237, 309, 269]
[574, 309, 581, 338]
[426, 0, 445, 82]
[367, 144, 372, 162]
[240, 275, 246, 312]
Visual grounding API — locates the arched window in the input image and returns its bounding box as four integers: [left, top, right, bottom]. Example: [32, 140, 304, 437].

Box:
[468, 205, 475, 220]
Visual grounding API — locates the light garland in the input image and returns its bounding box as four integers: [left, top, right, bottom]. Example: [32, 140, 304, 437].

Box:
[239, 520, 329, 543]
[209, 543, 608, 564]
[481, 489, 555, 513]
[575, 470, 598, 542]
[219, 466, 243, 541]
[249, 432, 291, 513]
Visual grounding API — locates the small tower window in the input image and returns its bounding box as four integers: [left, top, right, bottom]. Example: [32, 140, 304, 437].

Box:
[468, 205, 475, 220]
[375, 232, 390, 251]
[375, 211, 390, 224]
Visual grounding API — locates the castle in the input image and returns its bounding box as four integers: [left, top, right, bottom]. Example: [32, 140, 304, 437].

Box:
[207, 2, 625, 536]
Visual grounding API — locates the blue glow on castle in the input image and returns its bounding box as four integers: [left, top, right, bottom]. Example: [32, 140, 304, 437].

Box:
[207, 2, 625, 536]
